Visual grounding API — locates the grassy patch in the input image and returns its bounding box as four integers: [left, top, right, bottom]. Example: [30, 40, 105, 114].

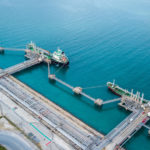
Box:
[0, 145, 7, 150]
[3, 116, 21, 131]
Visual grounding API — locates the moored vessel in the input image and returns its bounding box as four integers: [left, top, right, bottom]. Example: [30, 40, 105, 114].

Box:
[52, 48, 69, 65]
[107, 81, 131, 97]
[26, 41, 69, 66]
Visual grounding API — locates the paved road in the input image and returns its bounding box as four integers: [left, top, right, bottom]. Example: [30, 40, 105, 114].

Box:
[0, 131, 33, 150]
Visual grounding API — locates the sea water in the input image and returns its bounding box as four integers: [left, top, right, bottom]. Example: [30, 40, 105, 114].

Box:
[0, 0, 150, 149]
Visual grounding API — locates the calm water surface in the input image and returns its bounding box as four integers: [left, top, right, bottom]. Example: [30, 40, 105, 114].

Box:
[0, 0, 150, 149]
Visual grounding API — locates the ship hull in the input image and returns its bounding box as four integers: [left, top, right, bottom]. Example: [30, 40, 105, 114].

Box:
[108, 86, 122, 97]
[52, 59, 69, 66]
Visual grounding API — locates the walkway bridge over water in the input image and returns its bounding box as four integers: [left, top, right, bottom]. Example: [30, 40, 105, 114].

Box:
[49, 74, 122, 106]
[0, 58, 42, 78]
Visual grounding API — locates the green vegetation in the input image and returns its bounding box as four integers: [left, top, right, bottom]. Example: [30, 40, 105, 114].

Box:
[0, 145, 7, 150]
[4, 116, 21, 131]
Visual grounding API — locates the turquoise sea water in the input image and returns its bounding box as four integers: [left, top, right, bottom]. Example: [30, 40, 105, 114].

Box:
[0, 0, 150, 149]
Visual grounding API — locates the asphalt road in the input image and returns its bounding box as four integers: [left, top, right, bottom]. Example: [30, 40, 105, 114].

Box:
[0, 131, 33, 150]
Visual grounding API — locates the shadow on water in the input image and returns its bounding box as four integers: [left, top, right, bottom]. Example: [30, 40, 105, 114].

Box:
[13, 61, 69, 78]
[94, 104, 103, 112]
[124, 127, 150, 149]
[14, 63, 44, 77]
[48, 78, 56, 84]
[48, 80, 101, 109]
[51, 64, 69, 75]
[0, 52, 5, 55]
[97, 101, 132, 117]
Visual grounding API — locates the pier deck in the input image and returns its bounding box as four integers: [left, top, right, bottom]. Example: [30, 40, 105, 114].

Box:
[0, 58, 42, 78]
[89, 96, 150, 150]
[93, 110, 148, 150]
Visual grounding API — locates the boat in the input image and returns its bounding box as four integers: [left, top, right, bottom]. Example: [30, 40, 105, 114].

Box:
[27, 41, 51, 59]
[52, 48, 69, 65]
[107, 81, 148, 104]
[26, 41, 69, 65]
[107, 81, 131, 97]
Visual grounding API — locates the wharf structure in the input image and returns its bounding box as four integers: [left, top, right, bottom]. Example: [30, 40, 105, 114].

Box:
[0, 46, 150, 150]
[90, 96, 150, 150]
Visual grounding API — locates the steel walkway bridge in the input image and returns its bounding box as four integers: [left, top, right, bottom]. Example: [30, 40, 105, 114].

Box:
[143, 124, 150, 130]
[0, 58, 42, 78]
[49, 75, 121, 106]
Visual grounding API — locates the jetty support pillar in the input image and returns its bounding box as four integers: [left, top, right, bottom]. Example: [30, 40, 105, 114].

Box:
[0, 47, 4, 54]
[49, 74, 56, 80]
[94, 99, 103, 106]
[73, 87, 82, 94]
